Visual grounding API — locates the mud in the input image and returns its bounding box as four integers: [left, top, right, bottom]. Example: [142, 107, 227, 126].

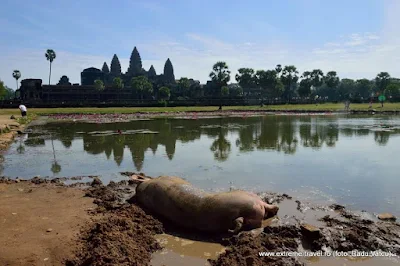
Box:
[0, 174, 399, 266]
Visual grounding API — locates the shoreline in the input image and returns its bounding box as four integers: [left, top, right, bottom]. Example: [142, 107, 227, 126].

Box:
[0, 115, 29, 151]
[0, 175, 398, 266]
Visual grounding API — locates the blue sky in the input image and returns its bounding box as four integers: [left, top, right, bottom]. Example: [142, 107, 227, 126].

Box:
[0, 0, 399, 89]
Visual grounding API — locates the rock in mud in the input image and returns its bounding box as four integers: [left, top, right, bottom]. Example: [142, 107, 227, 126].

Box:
[90, 177, 103, 187]
[300, 224, 320, 239]
[378, 213, 397, 221]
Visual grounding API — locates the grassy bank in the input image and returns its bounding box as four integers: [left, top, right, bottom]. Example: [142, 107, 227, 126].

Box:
[1, 103, 400, 115]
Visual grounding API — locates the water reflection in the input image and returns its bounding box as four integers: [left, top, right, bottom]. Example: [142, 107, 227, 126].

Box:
[20, 116, 400, 172]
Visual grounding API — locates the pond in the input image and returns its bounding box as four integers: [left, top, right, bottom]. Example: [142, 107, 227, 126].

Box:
[1, 114, 400, 216]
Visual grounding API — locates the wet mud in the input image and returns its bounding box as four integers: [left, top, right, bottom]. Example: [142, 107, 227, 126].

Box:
[0, 175, 399, 265]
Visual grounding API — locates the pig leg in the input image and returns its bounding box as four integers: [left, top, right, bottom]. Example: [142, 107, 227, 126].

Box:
[228, 217, 244, 234]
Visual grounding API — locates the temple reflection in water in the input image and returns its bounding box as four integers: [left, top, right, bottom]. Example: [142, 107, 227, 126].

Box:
[23, 116, 400, 171]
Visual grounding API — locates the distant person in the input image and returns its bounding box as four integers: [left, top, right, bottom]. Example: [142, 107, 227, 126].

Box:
[19, 104, 27, 117]
[369, 100, 372, 109]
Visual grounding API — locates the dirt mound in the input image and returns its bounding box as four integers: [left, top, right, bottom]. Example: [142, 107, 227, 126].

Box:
[210, 225, 303, 266]
[65, 205, 163, 266]
[319, 211, 400, 254]
[66, 178, 164, 266]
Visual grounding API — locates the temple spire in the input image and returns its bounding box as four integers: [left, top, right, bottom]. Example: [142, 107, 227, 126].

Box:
[102, 62, 110, 73]
[163, 58, 175, 83]
[126, 47, 143, 76]
[110, 54, 121, 76]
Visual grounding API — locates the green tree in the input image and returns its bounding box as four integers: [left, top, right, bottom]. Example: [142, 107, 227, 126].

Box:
[337, 79, 355, 100]
[177, 77, 190, 97]
[131, 76, 153, 100]
[256, 69, 280, 104]
[310, 69, 324, 88]
[0, 80, 6, 99]
[375, 72, 391, 94]
[275, 64, 282, 76]
[323, 71, 340, 100]
[298, 71, 312, 97]
[385, 82, 400, 97]
[228, 84, 243, 97]
[159, 86, 170, 100]
[94, 79, 105, 91]
[113, 77, 124, 89]
[235, 68, 256, 95]
[45, 49, 56, 85]
[280, 65, 299, 101]
[12, 70, 21, 90]
[355, 79, 373, 99]
[209, 61, 231, 110]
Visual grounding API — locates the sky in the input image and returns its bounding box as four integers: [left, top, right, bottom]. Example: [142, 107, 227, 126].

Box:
[1, 0, 399, 89]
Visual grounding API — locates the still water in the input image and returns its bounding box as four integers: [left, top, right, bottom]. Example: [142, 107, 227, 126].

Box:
[1, 115, 400, 216]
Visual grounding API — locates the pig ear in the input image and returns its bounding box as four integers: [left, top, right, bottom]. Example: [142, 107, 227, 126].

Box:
[130, 174, 151, 184]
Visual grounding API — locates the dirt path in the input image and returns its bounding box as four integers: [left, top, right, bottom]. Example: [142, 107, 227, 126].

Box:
[0, 181, 96, 266]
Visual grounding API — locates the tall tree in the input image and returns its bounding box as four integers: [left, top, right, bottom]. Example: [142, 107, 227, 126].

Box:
[12, 70, 21, 90]
[280, 65, 299, 101]
[310, 69, 324, 88]
[209, 61, 231, 110]
[110, 54, 122, 76]
[255, 69, 281, 104]
[102, 62, 110, 73]
[131, 76, 153, 100]
[45, 49, 56, 85]
[337, 79, 355, 100]
[177, 77, 190, 97]
[163, 58, 175, 84]
[323, 71, 340, 100]
[235, 68, 256, 95]
[275, 64, 282, 77]
[126, 47, 143, 76]
[0, 79, 6, 99]
[355, 79, 373, 99]
[298, 71, 312, 97]
[375, 72, 391, 93]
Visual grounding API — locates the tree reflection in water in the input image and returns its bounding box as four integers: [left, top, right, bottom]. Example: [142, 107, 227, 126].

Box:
[23, 116, 400, 171]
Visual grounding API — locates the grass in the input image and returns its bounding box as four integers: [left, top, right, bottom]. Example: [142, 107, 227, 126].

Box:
[1, 103, 400, 115]
[15, 114, 37, 125]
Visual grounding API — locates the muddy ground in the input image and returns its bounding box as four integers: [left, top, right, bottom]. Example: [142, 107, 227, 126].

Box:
[0, 175, 399, 266]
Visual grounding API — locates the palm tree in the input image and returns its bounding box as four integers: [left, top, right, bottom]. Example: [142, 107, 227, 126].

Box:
[209, 62, 231, 110]
[50, 135, 61, 174]
[12, 70, 21, 90]
[45, 49, 56, 85]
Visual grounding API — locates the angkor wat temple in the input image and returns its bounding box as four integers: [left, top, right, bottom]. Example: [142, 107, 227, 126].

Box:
[81, 47, 176, 86]
[14, 47, 194, 106]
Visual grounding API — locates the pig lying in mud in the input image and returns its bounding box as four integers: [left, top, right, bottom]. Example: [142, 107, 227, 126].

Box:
[132, 175, 279, 234]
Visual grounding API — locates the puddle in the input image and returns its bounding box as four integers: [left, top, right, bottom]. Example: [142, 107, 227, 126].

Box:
[151, 233, 225, 266]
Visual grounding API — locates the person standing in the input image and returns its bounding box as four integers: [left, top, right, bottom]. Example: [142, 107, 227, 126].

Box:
[19, 104, 27, 117]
